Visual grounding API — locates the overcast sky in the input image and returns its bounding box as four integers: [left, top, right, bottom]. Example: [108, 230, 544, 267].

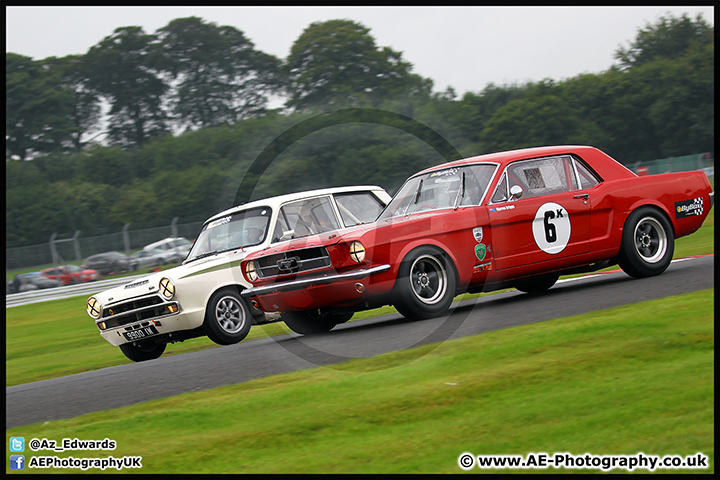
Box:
[5, 6, 715, 97]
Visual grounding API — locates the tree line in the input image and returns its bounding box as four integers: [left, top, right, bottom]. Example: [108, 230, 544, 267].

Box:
[5, 13, 714, 247]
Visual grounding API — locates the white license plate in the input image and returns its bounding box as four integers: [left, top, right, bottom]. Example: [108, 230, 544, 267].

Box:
[123, 325, 159, 341]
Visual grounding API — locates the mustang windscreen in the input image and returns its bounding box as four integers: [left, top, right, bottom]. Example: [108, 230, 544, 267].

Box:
[379, 164, 497, 219]
[187, 207, 271, 261]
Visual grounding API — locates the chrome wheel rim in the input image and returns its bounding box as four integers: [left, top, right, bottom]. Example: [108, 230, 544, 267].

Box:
[633, 216, 667, 264]
[409, 255, 447, 305]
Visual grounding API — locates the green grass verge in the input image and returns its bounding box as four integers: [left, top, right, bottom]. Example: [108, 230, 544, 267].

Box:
[4, 207, 713, 387]
[6, 290, 714, 474]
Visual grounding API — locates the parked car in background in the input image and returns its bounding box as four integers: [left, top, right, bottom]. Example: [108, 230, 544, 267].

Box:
[129, 248, 177, 271]
[241, 145, 714, 335]
[143, 237, 193, 264]
[86, 186, 391, 362]
[41, 265, 99, 285]
[83, 251, 132, 276]
[8, 272, 63, 293]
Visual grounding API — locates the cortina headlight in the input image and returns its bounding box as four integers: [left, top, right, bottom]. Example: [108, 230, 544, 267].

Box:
[159, 277, 175, 300]
[349, 241, 366, 263]
[245, 261, 258, 282]
[87, 296, 102, 319]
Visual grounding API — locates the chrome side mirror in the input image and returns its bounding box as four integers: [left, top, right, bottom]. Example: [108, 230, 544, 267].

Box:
[510, 185, 523, 200]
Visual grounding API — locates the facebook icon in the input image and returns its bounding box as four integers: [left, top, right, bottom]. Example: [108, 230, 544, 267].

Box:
[10, 455, 25, 470]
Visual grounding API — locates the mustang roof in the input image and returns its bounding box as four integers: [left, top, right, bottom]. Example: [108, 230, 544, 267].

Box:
[415, 145, 635, 180]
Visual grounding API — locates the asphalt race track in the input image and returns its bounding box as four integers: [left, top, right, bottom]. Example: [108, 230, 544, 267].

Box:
[6, 255, 714, 429]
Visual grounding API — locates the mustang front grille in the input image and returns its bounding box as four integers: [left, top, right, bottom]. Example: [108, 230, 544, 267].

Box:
[255, 246, 331, 278]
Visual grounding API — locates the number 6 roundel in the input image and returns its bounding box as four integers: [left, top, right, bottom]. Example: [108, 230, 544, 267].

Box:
[532, 202, 571, 254]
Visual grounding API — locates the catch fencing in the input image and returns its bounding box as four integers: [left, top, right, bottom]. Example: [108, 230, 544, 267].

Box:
[632, 152, 713, 178]
[6, 218, 204, 272]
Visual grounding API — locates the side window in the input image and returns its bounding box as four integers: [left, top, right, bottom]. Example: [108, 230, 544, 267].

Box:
[491, 173, 508, 203]
[273, 211, 291, 242]
[573, 158, 601, 189]
[459, 165, 495, 206]
[507, 156, 572, 199]
[274, 196, 341, 241]
[335, 192, 385, 227]
[310, 201, 337, 232]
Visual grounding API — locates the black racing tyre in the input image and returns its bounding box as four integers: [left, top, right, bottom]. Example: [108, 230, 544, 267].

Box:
[119, 341, 166, 362]
[282, 310, 352, 335]
[329, 312, 354, 326]
[514, 272, 559, 294]
[393, 246, 457, 320]
[618, 206, 674, 279]
[203, 288, 252, 345]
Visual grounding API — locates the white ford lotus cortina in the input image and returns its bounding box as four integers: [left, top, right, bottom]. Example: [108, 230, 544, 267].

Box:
[86, 186, 391, 362]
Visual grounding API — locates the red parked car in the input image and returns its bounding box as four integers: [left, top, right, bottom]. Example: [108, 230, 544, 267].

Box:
[240, 145, 714, 334]
[41, 265, 99, 285]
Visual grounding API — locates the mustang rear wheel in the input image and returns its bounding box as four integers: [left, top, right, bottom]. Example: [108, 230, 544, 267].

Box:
[393, 246, 457, 320]
[204, 288, 252, 345]
[282, 310, 353, 335]
[119, 341, 166, 362]
[618, 206, 674, 278]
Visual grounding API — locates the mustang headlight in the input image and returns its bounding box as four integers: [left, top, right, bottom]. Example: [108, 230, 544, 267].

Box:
[245, 261, 258, 282]
[349, 241, 366, 263]
[159, 277, 175, 300]
[87, 296, 102, 319]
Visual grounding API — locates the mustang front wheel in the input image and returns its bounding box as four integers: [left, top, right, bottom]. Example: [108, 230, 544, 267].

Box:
[282, 310, 352, 335]
[618, 206, 674, 278]
[393, 247, 457, 320]
[204, 288, 252, 345]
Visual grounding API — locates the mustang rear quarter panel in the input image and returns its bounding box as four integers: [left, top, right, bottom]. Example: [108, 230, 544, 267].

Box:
[591, 171, 712, 242]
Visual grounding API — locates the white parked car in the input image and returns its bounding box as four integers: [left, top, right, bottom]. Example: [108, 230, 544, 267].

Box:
[129, 248, 176, 271]
[142, 237, 193, 264]
[86, 186, 391, 362]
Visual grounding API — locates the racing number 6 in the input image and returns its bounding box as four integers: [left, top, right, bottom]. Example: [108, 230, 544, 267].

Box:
[543, 210, 558, 243]
[533, 202, 571, 254]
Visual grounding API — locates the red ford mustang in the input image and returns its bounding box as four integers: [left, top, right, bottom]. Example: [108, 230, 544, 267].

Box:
[241, 146, 713, 334]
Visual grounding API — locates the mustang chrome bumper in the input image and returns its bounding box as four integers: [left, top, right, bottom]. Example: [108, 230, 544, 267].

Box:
[241, 264, 391, 297]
